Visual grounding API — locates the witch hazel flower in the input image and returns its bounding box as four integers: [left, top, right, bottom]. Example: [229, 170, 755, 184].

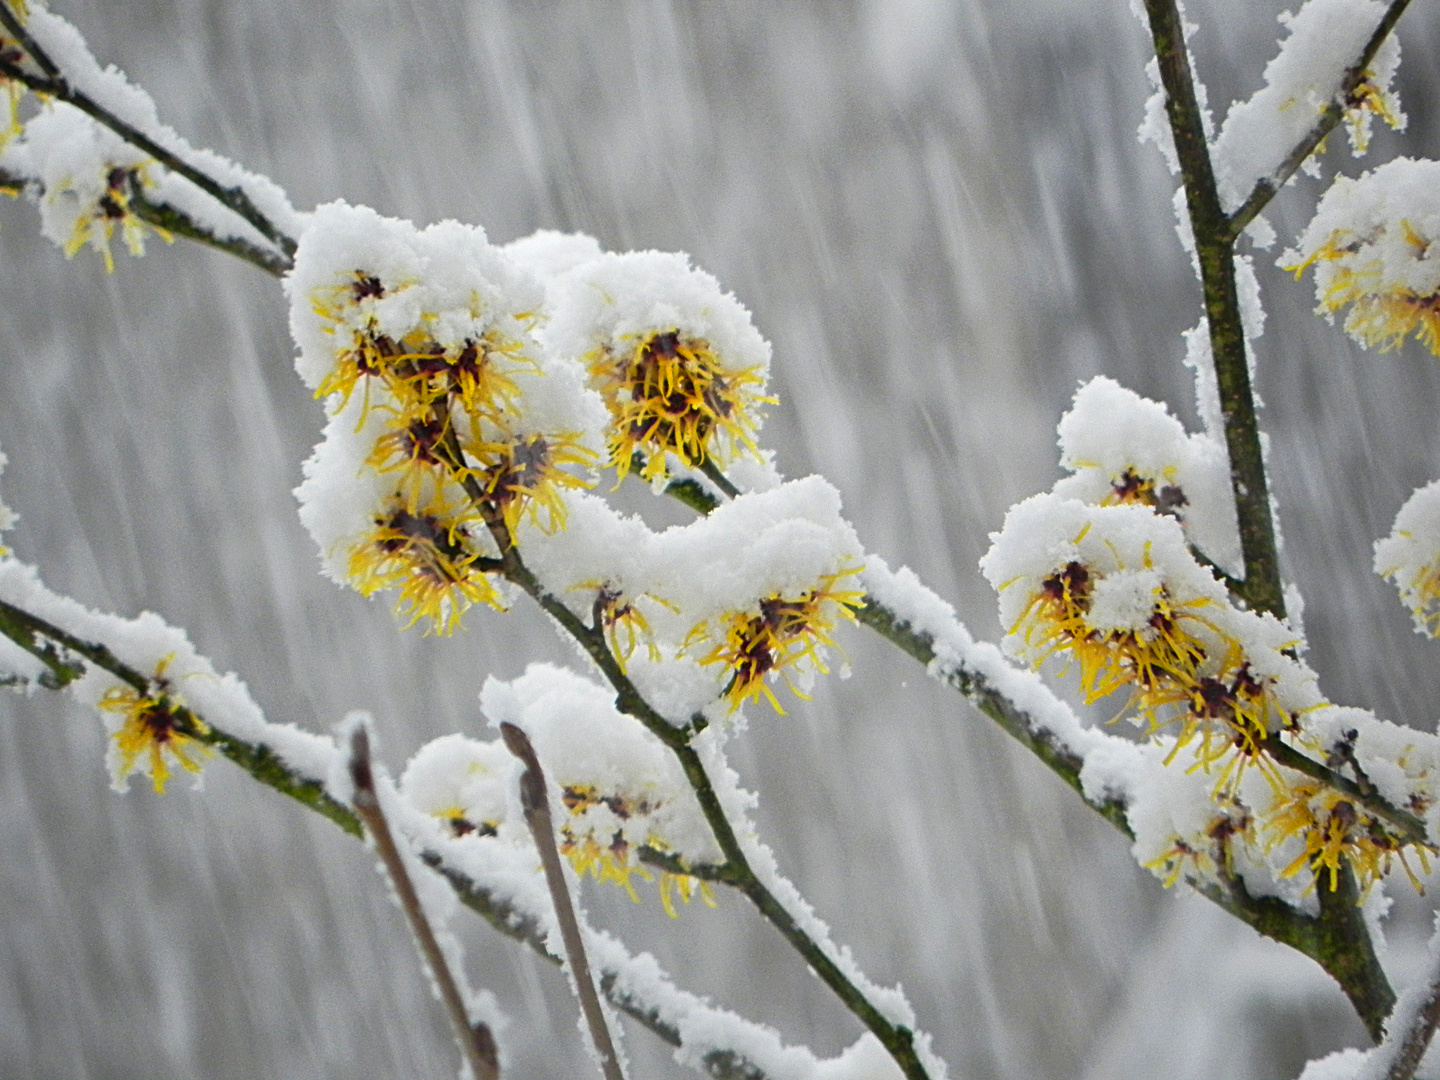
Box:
[1285, 157, 1440, 358]
[480, 664, 721, 914]
[96, 655, 212, 794]
[1374, 478, 1440, 635]
[981, 494, 1318, 771]
[288, 203, 608, 633]
[542, 250, 774, 488]
[0, 103, 171, 271]
[1052, 376, 1242, 577]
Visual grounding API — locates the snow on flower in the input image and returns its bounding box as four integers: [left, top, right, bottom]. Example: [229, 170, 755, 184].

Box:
[519, 476, 866, 717]
[541, 250, 774, 487]
[1214, 0, 1403, 212]
[1375, 478, 1440, 635]
[1051, 376, 1242, 577]
[980, 493, 1319, 769]
[1285, 157, 1440, 358]
[0, 557, 339, 793]
[399, 733, 512, 839]
[0, 103, 171, 271]
[288, 203, 608, 632]
[479, 664, 720, 913]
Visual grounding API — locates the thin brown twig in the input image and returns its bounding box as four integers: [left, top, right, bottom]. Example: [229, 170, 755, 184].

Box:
[499, 723, 626, 1080]
[347, 724, 501, 1080]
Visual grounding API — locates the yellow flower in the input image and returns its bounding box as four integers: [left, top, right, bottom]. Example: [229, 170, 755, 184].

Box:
[691, 567, 864, 714]
[311, 275, 536, 423]
[1011, 560, 1212, 709]
[1385, 549, 1440, 637]
[468, 430, 595, 540]
[589, 329, 773, 484]
[61, 165, 172, 273]
[97, 659, 211, 794]
[557, 784, 711, 914]
[347, 495, 502, 633]
[1289, 221, 1440, 359]
[1265, 778, 1432, 897]
[1345, 75, 1405, 156]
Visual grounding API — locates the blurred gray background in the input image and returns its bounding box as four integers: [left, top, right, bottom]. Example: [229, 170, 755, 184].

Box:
[2, 1, 1440, 1077]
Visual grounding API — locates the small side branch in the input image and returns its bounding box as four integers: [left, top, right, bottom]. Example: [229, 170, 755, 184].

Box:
[500, 723, 626, 1080]
[1226, 0, 1414, 238]
[0, 5, 295, 263]
[128, 186, 290, 278]
[347, 725, 501, 1080]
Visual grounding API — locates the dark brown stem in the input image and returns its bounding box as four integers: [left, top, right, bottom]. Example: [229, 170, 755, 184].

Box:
[499, 723, 626, 1080]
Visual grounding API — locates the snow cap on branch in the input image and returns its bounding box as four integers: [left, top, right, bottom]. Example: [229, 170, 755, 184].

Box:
[1214, 0, 1403, 212]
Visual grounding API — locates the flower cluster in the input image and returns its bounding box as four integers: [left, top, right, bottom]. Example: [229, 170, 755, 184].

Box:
[991, 381, 1440, 899]
[1286, 157, 1440, 359]
[0, 104, 170, 272]
[1052, 377, 1241, 577]
[982, 494, 1307, 769]
[399, 666, 725, 912]
[688, 568, 864, 714]
[540, 251, 774, 487]
[290, 204, 607, 632]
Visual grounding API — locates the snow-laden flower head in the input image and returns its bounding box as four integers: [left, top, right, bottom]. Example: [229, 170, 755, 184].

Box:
[1053, 377, 1242, 576]
[289, 204, 608, 632]
[1, 103, 171, 271]
[1285, 157, 1440, 358]
[517, 476, 866, 717]
[399, 733, 512, 838]
[543, 251, 774, 486]
[1374, 478, 1440, 635]
[481, 664, 720, 914]
[981, 494, 1316, 768]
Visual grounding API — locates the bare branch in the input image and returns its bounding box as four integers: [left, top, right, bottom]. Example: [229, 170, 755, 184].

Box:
[348, 724, 501, 1080]
[499, 723, 626, 1080]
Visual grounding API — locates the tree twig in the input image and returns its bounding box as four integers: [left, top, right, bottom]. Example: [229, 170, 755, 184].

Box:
[1382, 948, 1440, 1080]
[0, 592, 785, 1079]
[0, 4, 295, 263]
[1225, 0, 1414, 238]
[499, 722, 626, 1080]
[347, 723, 501, 1080]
